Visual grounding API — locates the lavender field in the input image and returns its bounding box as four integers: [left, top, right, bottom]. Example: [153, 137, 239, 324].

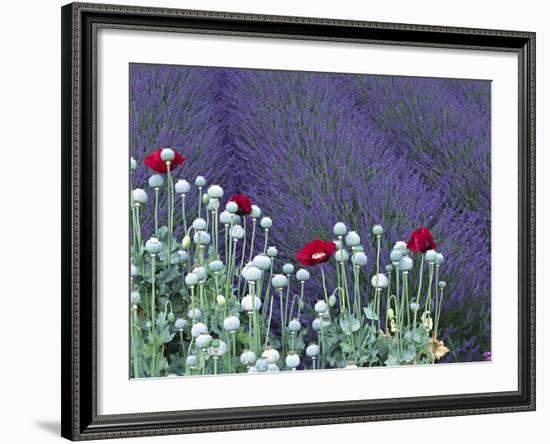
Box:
[129, 63, 491, 377]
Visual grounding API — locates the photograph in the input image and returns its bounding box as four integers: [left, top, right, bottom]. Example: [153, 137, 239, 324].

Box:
[128, 63, 492, 378]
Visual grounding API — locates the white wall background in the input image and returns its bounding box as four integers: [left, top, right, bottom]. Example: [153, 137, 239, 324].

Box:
[0, 0, 545, 442]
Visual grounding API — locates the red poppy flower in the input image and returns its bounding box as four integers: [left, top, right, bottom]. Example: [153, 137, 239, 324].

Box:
[229, 194, 252, 216]
[296, 239, 337, 266]
[143, 148, 186, 174]
[406, 227, 437, 253]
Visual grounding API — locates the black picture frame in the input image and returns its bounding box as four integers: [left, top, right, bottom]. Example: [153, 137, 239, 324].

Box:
[61, 2, 536, 440]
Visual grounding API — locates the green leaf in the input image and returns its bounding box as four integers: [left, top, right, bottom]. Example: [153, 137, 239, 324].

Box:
[363, 304, 379, 320]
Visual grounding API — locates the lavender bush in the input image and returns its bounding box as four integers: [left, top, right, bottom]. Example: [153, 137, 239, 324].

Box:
[129, 63, 491, 376]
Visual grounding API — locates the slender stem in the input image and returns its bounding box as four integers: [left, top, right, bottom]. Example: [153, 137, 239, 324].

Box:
[279, 289, 286, 356]
[284, 276, 291, 322]
[154, 188, 159, 234]
[416, 255, 425, 308]
[181, 194, 188, 234]
[198, 186, 203, 219]
[179, 330, 185, 357]
[131, 306, 139, 378]
[237, 217, 247, 299]
[265, 294, 274, 347]
[263, 228, 269, 254]
[320, 266, 329, 306]
[404, 272, 410, 329]
[166, 161, 173, 268]
[434, 288, 445, 338]
[298, 282, 305, 318]
[248, 219, 257, 262]
[150, 254, 157, 376]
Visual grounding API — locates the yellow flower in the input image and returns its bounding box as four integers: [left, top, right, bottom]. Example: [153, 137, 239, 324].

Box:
[428, 336, 450, 360]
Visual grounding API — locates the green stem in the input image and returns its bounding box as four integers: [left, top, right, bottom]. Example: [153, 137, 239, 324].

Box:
[131, 306, 139, 378]
[279, 289, 286, 356]
[150, 254, 157, 376]
[263, 229, 269, 254]
[248, 219, 257, 262]
[265, 294, 274, 347]
[237, 217, 247, 299]
[154, 188, 159, 234]
[181, 194, 188, 235]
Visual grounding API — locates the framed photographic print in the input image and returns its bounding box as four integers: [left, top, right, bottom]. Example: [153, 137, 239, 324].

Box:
[61, 2, 536, 440]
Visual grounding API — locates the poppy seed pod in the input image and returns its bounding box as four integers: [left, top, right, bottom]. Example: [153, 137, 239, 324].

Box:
[333, 222, 347, 236]
[193, 266, 207, 281]
[311, 318, 322, 331]
[255, 358, 269, 372]
[174, 318, 187, 330]
[196, 334, 212, 349]
[160, 148, 175, 161]
[372, 225, 384, 236]
[223, 316, 240, 332]
[145, 237, 162, 254]
[345, 231, 361, 246]
[207, 184, 223, 199]
[288, 319, 301, 332]
[271, 274, 288, 289]
[148, 174, 164, 189]
[208, 340, 227, 357]
[435, 253, 445, 265]
[285, 352, 300, 369]
[371, 273, 389, 288]
[194, 176, 206, 187]
[385, 264, 393, 273]
[425, 249, 437, 263]
[193, 231, 211, 245]
[260, 217, 272, 229]
[282, 263, 295, 274]
[314, 300, 328, 314]
[130, 157, 137, 171]
[174, 179, 190, 194]
[192, 218, 207, 231]
[132, 188, 148, 205]
[208, 260, 224, 273]
[334, 249, 349, 262]
[267, 363, 280, 372]
[306, 343, 320, 357]
[188, 308, 202, 320]
[250, 205, 262, 218]
[261, 347, 280, 364]
[130, 291, 141, 304]
[241, 295, 262, 312]
[390, 249, 403, 263]
[240, 350, 256, 366]
[242, 265, 262, 282]
[225, 201, 239, 214]
[248, 366, 258, 373]
[130, 264, 138, 277]
[399, 256, 414, 271]
[186, 355, 198, 367]
[252, 254, 271, 271]
[207, 200, 219, 211]
[410, 302, 420, 312]
[177, 250, 188, 262]
[230, 224, 245, 239]
[393, 241, 408, 255]
[219, 210, 232, 225]
[184, 272, 199, 287]
[438, 281, 447, 289]
[191, 322, 208, 337]
[351, 252, 368, 267]
[267, 246, 278, 258]
[296, 268, 310, 281]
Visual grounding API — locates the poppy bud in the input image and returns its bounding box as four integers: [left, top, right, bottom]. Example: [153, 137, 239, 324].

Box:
[328, 294, 337, 307]
[167, 312, 175, 323]
[181, 235, 191, 249]
[216, 295, 226, 306]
